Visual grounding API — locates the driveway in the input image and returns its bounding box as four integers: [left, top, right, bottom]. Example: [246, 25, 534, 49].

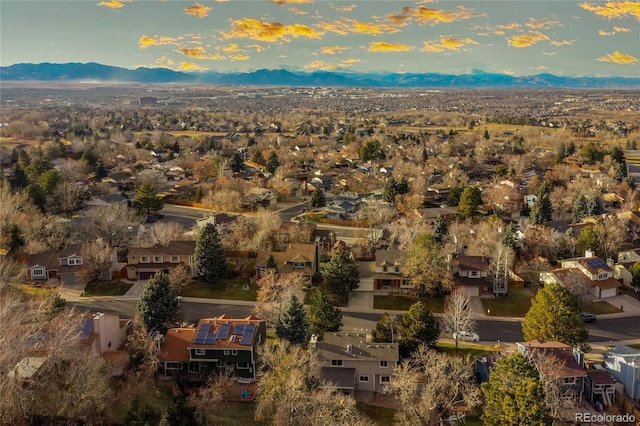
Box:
[348, 292, 374, 311]
[124, 280, 148, 298]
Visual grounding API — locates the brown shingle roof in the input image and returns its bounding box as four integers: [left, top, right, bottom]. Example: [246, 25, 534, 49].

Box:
[128, 241, 196, 257]
[454, 256, 490, 271]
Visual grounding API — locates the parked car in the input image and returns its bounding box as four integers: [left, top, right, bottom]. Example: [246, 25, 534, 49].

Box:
[581, 313, 597, 323]
[453, 331, 480, 342]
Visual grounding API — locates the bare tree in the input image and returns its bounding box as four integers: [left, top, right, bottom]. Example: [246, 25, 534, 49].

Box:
[84, 203, 141, 247]
[385, 344, 481, 426]
[0, 255, 25, 286]
[253, 271, 305, 325]
[136, 221, 186, 247]
[78, 239, 113, 283]
[489, 244, 514, 296]
[168, 264, 192, 293]
[441, 289, 476, 352]
[189, 371, 235, 425]
[534, 351, 567, 423]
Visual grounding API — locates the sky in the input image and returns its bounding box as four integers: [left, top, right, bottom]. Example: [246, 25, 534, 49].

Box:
[1, 0, 639, 77]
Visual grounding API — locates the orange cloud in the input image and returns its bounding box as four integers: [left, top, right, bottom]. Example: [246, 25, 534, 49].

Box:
[330, 3, 356, 12]
[245, 44, 267, 52]
[272, 0, 313, 4]
[223, 18, 323, 42]
[288, 7, 307, 15]
[421, 37, 477, 52]
[317, 21, 349, 35]
[97, 0, 128, 9]
[319, 18, 400, 36]
[304, 58, 361, 70]
[502, 69, 515, 75]
[367, 41, 413, 52]
[507, 31, 549, 48]
[537, 65, 548, 70]
[386, 6, 413, 26]
[184, 3, 211, 18]
[597, 50, 638, 64]
[177, 46, 225, 60]
[525, 18, 560, 30]
[599, 26, 632, 35]
[549, 39, 575, 46]
[222, 43, 243, 53]
[321, 45, 350, 55]
[228, 54, 250, 61]
[138, 35, 182, 49]
[413, 5, 481, 25]
[580, 1, 640, 21]
[139, 56, 175, 69]
[179, 62, 207, 71]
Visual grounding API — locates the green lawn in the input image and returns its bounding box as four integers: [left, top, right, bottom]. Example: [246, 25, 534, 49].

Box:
[82, 280, 133, 297]
[481, 287, 535, 317]
[580, 300, 623, 315]
[357, 404, 397, 425]
[373, 295, 445, 313]
[304, 286, 349, 307]
[436, 341, 499, 357]
[180, 278, 258, 301]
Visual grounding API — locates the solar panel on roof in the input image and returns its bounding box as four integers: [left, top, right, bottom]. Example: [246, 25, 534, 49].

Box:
[79, 318, 94, 340]
[204, 333, 217, 344]
[233, 324, 246, 335]
[240, 324, 256, 345]
[217, 323, 231, 340]
[194, 323, 211, 344]
[585, 258, 608, 269]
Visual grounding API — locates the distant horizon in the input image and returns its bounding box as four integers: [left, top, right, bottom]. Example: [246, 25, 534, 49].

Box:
[1, 1, 638, 78]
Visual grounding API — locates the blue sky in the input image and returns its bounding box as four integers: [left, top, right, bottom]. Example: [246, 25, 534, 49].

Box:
[1, 1, 639, 77]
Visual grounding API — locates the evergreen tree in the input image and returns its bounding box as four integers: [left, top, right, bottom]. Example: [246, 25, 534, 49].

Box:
[614, 162, 626, 182]
[9, 163, 29, 191]
[307, 289, 342, 338]
[124, 397, 162, 426]
[372, 312, 398, 343]
[432, 215, 448, 244]
[194, 223, 228, 282]
[4, 224, 25, 252]
[572, 194, 589, 222]
[309, 187, 326, 208]
[610, 146, 625, 164]
[630, 261, 640, 288]
[397, 301, 440, 358]
[266, 254, 278, 272]
[322, 245, 359, 294]
[576, 227, 599, 258]
[446, 185, 465, 207]
[251, 149, 265, 165]
[483, 129, 490, 139]
[265, 151, 280, 174]
[457, 186, 482, 218]
[136, 272, 179, 334]
[529, 193, 552, 225]
[276, 294, 309, 345]
[567, 141, 576, 156]
[165, 395, 198, 426]
[231, 153, 244, 173]
[37, 169, 63, 194]
[133, 183, 163, 214]
[554, 142, 567, 164]
[358, 139, 385, 161]
[27, 184, 47, 212]
[421, 147, 429, 162]
[481, 353, 552, 426]
[522, 283, 588, 350]
[382, 177, 410, 203]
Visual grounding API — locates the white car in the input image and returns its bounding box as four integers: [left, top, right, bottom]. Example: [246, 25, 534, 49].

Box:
[453, 331, 480, 342]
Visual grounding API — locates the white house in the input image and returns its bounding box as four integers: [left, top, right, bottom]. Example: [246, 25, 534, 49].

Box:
[604, 345, 640, 401]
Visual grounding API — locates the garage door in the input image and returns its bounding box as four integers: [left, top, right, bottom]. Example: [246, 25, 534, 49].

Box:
[138, 271, 156, 280]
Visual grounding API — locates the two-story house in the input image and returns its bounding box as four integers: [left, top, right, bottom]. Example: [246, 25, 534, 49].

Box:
[371, 249, 411, 293]
[517, 340, 588, 403]
[540, 252, 621, 299]
[126, 240, 196, 280]
[79, 312, 132, 376]
[311, 332, 399, 396]
[614, 248, 640, 287]
[604, 345, 640, 401]
[254, 243, 319, 280]
[26, 243, 116, 285]
[158, 315, 267, 379]
[450, 255, 493, 297]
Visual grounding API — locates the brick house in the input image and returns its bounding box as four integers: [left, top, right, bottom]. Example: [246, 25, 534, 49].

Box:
[126, 240, 196, 280]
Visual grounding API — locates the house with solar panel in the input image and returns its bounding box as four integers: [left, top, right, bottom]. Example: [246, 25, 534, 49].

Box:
[158, 315, 266, 379]
[540, 251, 621, 299]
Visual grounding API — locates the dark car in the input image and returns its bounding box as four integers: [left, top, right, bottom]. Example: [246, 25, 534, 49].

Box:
[581, 313, 596, 323]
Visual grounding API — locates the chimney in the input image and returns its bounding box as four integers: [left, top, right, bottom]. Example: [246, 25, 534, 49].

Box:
[606, 258, 614, 268]
[310, 334, 318, 348]
[366, 333, 373, 343]
[346, 344, 353, 353]
[585, 249, 594, 258]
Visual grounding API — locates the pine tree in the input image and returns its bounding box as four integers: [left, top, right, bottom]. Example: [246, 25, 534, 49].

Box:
[165, 395, 198, 426]
[323, 245, 359, 294]
[309, 187, 326, 208]
[307, 289, 342, 338]
[572, 194, 588, 223]
[194, 223, 228, 282]
[231, 153, 244, 173]
[481, 353, 552, 426]
[372, 312, 398, 343]
[522, 283, 588, 350]
[136, 272, 179, 333]
[9, 163, 29, 191]
[266, 254, 278, 272]
[133, 183, 163, 214]
[276, 294, 309, 345]
[265, 152, 280, 174]
[397, 301, 440, 358]
[433, 215, 448, 244]
[529, 193, 552, 225]
[457, 186, 482, 218]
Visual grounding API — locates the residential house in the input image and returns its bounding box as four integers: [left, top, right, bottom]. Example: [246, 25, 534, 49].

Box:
[585, 369, 617, 409]
[26, 242, 117, 285]
[85, 192, 131, 207]
[415, 206, 460, 225]
[369, 249, 411, 293]
[79, 312, 132, 376]
[254, 243, 319, 280]
[603, 345, 640, 401]
[450, 255, 493, 297]
[194, 213, 237, 231]
[310, 332, 399, 395]
[540, 252, 621, 299]
[158, 315, 267, 379]
[126, 240, 196, 280]
[517, 340, 588, 403]
[242, 187, 277, 209]
[615, 248, 640, 287]
[7, 357, 49, 385]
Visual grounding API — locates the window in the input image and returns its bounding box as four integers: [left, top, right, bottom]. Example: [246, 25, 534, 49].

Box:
[293, 262, 305, 269]
[237, 362, 249, 369]
[154, 256, 162, 263]
[232, 350, 238, 355]
[380, 376, 390, 383]
[195, 349, 206, 356]
[141, 256, 150, 263]
[331, 360, 343, 366]
[166, 362, 182, 370]
[470, 270, 479, 277]
[598, 273, 607, 280]
[382, 265, 387, 272]
[171, 256, 179, 263]
[563, 377, 576, 385]
[224, 350, 230, 355]
[68, 258, 82, 265]
[359, 376, 369, 382]
[32, 268, 45, 277]
[380, 360, 388, 368]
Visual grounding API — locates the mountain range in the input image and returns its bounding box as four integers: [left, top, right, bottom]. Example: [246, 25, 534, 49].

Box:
[1, 62, 639, 88]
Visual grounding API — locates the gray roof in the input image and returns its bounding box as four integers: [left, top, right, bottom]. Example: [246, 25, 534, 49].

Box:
[374, 249, 406, 267]
[315, 332, 399, 362]
[608, 345, 640, 356]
